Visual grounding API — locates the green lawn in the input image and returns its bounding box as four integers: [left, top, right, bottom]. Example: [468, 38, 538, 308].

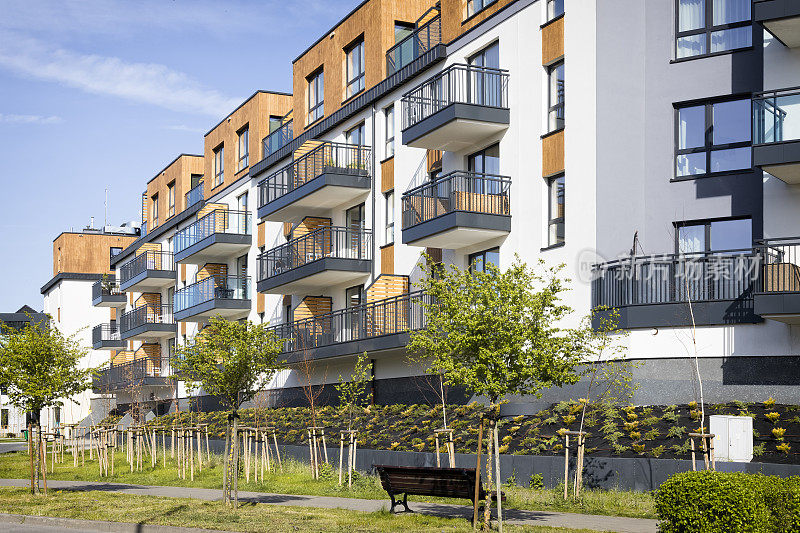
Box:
[0, 450, 656, 520]
[0, 488, 597, 533]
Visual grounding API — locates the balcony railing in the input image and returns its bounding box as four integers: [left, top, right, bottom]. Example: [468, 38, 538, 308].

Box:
[262, 120, 294, 158]
[386, 15, 441, 76]
[120, 305, 174, 333]
[754, 87, 800, 145]
[757, 238, 800, 293]
[93, 358, 164, 391]
[174, 275, 251, 313]
[120, 251, 175, 285]
[185, 182, 204, 208]
[92, 323, 121, 345]
[174, 209, 251, 254]
[402, 64, 509, 130]
[257, 142, 371, 207]
[269, 291, 429, 353]
[401, 171, 511, 229]
[92, 279, 122, 301]
[258, 227, 372, 281]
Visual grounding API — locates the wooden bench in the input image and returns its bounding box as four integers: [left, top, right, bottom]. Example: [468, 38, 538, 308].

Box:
[375, 465, 495, 513]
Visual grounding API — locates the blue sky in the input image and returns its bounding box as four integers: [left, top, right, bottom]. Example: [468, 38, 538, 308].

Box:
[0, 0, 355, 311]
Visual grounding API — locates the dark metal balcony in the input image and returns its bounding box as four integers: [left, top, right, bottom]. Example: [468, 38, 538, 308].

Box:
[386, 13, 441, 76]
[92, 323, 125, 350]
[119, 251, 176, 292]
[185, 182, 204, 209]
[257, 142, 371, 222]
[401, 171, 511, 248]
[401, 64, 509, 151]
[91, 279, 126, 307]
[754, 0, 800, 48]
[753, 87, 800, 184]
[174, 209, 252, 264]
[753, 238, 800, 324]
[119, 305, 176, 340]
[174, 275, 251, 322]
[263, 120, 294, 158]
[268, 291, 429, 363]
[257, 227, 372, 294]
[92, 358, 171, 394]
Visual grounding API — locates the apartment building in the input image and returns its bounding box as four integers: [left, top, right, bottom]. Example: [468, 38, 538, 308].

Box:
[71, 0, 800, 417]
[40, 224, 138, 424]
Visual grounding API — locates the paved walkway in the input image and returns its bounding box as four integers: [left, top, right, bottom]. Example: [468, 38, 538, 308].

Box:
[0, 513, 233, 533]
[0, 479, 658, 532]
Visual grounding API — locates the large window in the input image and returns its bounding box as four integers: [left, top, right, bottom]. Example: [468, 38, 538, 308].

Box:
[385, 191, 394, 245]
[547, 174, 565, 247]
[676, 0, 751, 59]
[213, 145, 224, 187]
[675, 97, 751, 178]
[546, 0, 564, 21]
[346, 122, 366, 146]
[468, 42, 501, 107]
[345, 38, 365, 99]
[468, 143, 500, 175]
[307, 69, 324, 124]
[547, 61, 565, 132]
[384, 105, 395, 158]
[237, 125, 249, 171]
[151, 193, 159, 227]
[466, 0, 497, 18]
[676, 218, 751, 253]
[469, 247, 500, 273]
[167, 181, 175, 218]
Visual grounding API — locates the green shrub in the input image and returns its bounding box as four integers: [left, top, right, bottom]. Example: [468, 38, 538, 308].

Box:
[655, 471, 800, 533]
[529, 473, 544, 490]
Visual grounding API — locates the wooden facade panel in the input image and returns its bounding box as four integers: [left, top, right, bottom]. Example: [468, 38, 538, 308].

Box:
[257, 222, 266, 248]
[294, 217, 331, 238]
[52, 232, 137, 276]
[541, 16, 564, 66]
[425, 247, 442, 264]
[135, 343, 161, 375]
[197, 263, 228, 281]
[381, 156, 394, 193]
[427, 150, 442, 172]
[366, 274, 409, 303]
[283, 222, 293, 239]
[135, 293, 161, 312]
[110, 307, 117, 321]
[257, 293, 265, 314]
[295, 296, 332, 320]
[112, 350, 134, 365]
[380, 244, 394, 275]
[440, 0, 518, 42]
[542, 130, 565, 177]
[145, 154, 204, 231]
[180, 264, 187, 283]
[180, 321, 186, 335]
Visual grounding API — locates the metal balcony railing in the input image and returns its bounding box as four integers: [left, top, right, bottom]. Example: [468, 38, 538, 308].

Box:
[268, 291, 429, 353]
[257, 142, 371, 207]
[753, 87, 800, 145]
[119, 251, 175, 285]
[185, 182, 204, 208]
[120, 305, 174, 333]
[756, 238, 800, 293]
[258, 227, 372, 281]
[262, 120, 294, 158]
[386, 14, 441, 76]
[401, 171, 511, 229]
[174, 275, 251, 312]
[402, 64, 509, 130]
[92, 279, 122, 301]
[93, 358, 164, 391]
[92, 323, 121, 345]
[174, 209, 251, 254]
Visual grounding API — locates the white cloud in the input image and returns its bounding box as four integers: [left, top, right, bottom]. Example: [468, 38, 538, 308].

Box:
[0, 34, 243, 116]
[0, 113, 62, 125]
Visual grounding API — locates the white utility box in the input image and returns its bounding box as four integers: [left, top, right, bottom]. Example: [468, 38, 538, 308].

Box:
[709, 415, 753, 462]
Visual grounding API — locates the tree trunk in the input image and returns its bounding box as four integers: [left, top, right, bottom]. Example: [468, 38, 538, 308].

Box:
[232, 412, 239, 508]
[494, 422, 503, 533]
[223, 415, 231, 505]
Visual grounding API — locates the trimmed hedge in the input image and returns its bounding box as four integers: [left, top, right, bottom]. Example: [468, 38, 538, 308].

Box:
[655, 471, 800, 533]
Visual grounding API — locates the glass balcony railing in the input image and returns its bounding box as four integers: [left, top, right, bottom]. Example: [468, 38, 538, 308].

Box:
[185, 182, 204, 208]
[119, 251, 175, 285]
[174, 275, 251, 313]
[386, 15, 441, 76]
[754, 87, 800, 145]
[258, 226, 372, 281]
[174, 209, 251, 254]
[262, 120, 294, 158]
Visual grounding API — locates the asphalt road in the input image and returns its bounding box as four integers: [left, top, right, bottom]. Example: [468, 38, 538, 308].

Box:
[0, 443, 25, 455]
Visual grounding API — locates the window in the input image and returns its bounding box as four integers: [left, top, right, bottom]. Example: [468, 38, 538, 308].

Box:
[546, 0, 564, 21]
[468, 42, 501, 106]
[151, 193, 159, 227]
[346, 285, 364, 307]
[346, 122, 366, 146]
[676, 218, 751, 253]
[307, 69, 324, 124]
[269, 116, 282, 134]
[109, 247, 122, 270]
[385, 191, 395, 245]
[468, 143, 500, 175]
[213, 145, 224, 187]
[384, 105, 395, 158]
[466, 0, 496, 18]
[167, 181, 175, 217]
[547, 174, 565, 246]
[469, 248, 500, 273]
[675, 97, 751, 178]
[345, 38, 365, 99]
[237, 191, 248, 212]
[676, 0, 751, 59]
[237, 126, 249, 171]
[547, 61, 565, 132]
[395, 22, 414, 43]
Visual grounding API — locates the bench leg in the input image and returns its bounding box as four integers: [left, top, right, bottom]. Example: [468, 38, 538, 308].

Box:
[389, 492, 412, 513]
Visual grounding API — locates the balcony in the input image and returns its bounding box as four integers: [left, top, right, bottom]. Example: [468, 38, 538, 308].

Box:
[753, 88, 800, 183]
[174, 209, 252, 264]
[754, 0, 800, 48]
[386, 14, 441, 76]
[754, 238, 800, 324]
[119, 251, 176, 292]
[92, 323, 125, 350]
[257, 227, 372, 294]
[401, 64, 509, 151]
[92, 358, 171, 394]
[91, 279, 126, 307]
[174, 275, 251, 322]
[269, 291, 428, 363]
[257, 142, 371, 222]
[262, 120, 294, 158]
[185, 182, 204, 209]
[119, 305, 176, 340]
[401, 171, 511, 248]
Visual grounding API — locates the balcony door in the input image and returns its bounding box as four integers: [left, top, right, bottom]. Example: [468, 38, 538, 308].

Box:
[345, 284, 364, 341]
[346, 203, 365, 259]
[467, 42, 500, 106]
[468, 143, 500, 196]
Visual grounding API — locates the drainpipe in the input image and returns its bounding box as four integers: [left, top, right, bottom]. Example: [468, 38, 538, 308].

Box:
[371, 103, 377, 286]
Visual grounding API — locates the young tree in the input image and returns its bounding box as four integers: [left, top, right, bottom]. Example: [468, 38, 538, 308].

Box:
[0, 318, 92, 494]
[408, 256, 589, 531]
[172, 317, 283, 507]
[335, 351, 370, 431]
